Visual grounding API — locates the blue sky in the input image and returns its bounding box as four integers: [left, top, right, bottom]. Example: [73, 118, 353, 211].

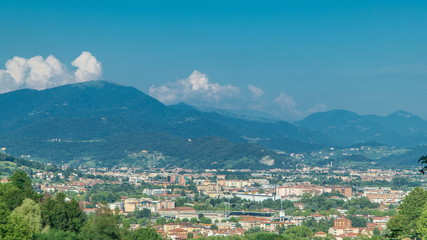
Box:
[1, 0, 426, 120]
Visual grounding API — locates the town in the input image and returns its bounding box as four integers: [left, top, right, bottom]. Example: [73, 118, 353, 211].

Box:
[2, 156, 424, 240]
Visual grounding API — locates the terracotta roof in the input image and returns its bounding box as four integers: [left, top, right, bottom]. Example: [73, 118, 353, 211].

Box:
[240, 217, 270, 222]
[169, 228, 187, 232]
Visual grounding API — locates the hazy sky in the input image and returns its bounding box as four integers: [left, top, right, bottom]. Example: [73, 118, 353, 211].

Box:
[1, 0, 426, 120]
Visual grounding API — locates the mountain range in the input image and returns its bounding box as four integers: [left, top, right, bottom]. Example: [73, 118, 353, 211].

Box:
[0, 81, 426, 169]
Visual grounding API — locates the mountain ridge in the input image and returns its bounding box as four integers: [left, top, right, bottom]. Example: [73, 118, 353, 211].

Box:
[1, 81, 426, 168]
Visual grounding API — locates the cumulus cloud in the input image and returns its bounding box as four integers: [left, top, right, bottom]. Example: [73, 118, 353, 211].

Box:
[72, 51, 102, 82]
[0, 51, 102, 93]
[248, 84, 265, 99]
[273, 92, 301, 116]
[273, 92, 327, 119]
[149, 70, 240, 104]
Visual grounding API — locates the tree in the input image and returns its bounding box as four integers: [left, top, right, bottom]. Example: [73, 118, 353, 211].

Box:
[348, 215, 368, 227]
[419, 155, 427, 174]
[33, 229, 79, 240]
[0, 171, 38, 211]
[10, 170, 37, 200]
[41, 193, 86, 232]
[284, 226, 313, 238]
[79, 207, 123, 240]
[0, 183, 26, 210]
[126, 227, 162, 240]
[190, 217, 199, 224]
[276, 225, 287, 234]
[0, 201, 11, 237]
[387, 187, 427, 239]
[417, 203, 427, 239]
[155, 217, 167, 225]
[373, 227, 381, 236]
[343, 197, 378, 210]
[11, 198, 42, 233]
[200, 217, 212, 224]
[5, 198, 43, 240]
[10, 171, 32, 190]
[246, 232, 286, 240]
[245, 227, 264, 234]
[134, 208, 151, 219]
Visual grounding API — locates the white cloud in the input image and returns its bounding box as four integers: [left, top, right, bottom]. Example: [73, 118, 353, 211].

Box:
[72, 51, 102, 82]
[273, 92, 327, 120]
[149, 70, 240, 104]
[0, 52, 102, 93]
[150, 72, 326, 120]
[307, 103, 327, 114]
[248, 84, 265, 99]
[273, 92, 300, 115]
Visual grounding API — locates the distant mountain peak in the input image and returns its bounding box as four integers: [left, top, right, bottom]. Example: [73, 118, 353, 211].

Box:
[297, 109, 360, 124]
[389, 110, 415, 118]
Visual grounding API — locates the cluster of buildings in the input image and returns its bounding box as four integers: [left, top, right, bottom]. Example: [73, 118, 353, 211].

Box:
[1, 163, 421, 240]
[276, 182, 352, 198]
[327, 218, 389, 240]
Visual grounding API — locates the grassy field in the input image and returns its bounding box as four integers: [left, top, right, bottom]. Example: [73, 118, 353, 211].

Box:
[0, 160, 19, 178]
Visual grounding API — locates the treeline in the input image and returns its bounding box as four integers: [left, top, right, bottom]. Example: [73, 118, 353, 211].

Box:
[310, 175, 421, 191]
[192, 226, 381, 240]
[0, 171, 162, 240]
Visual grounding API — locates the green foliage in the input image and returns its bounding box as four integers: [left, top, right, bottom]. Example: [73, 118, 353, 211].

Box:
[343, 197, 379, 210]
[79, 207, 123, 240]
[0, 183, 26, 210]
[246, 232, 285, 240]
[125, 227, 163, 240]
[302, 218, 334, 233]
[10, 170, 32, 190]
[260, 199, 294, 210]
[86, 183, 140, 203]
[0, 171, 39, 210]
[33, 229, 80, 240]
[373, 227, 381, 236]
[387, 187, 427, 239]
[6, 198, 43, 239]
[194, 236, 246, 240]
[419, 155, 427, 174]
[300, 194, 344, 212]
[417, 202, 427, 239]
[190, 217, 199, 224]
[389, 176, 421, 190]
[155, 217, 167, 225]
[200, 216, 212, 224]
[283, 226, 313, 238]
[347, 215, 368, 227]
[40, 193, 86, 232]
[0, 201, 11, 237]
[0, 153, 48, 173]
[133, 208, 151, 219]
[346, 208, 396, 217]
[245, 227, 265, 234]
